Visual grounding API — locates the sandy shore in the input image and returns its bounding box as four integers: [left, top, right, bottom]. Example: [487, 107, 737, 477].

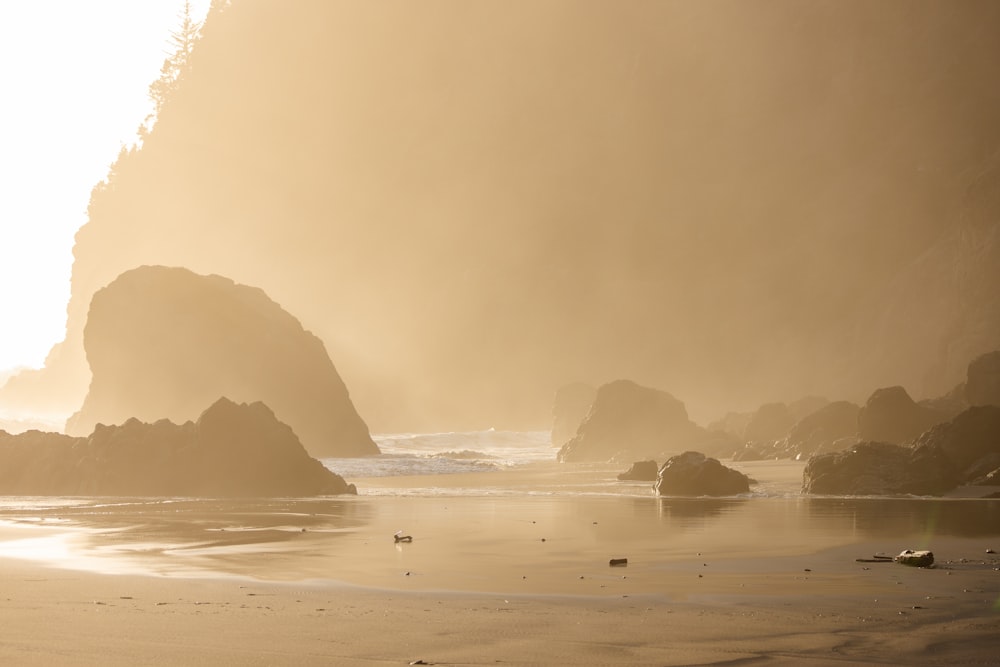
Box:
[1, 460, 998, 665]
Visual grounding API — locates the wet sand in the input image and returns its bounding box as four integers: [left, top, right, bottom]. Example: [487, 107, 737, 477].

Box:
[1, 460, 998, 665]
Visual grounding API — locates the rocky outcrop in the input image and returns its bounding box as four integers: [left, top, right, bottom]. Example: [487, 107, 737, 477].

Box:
[617, 460, 659, 482]
[801, 441, 952, 496]
[802, 406, 1000, 495]
[66, 266, 378, 458]
[966, 351, 1000, 407]
[912, 405, 1000, 484]
[857, 386, 945, 444]
[778, 400, 861, 459]
[654, 451, 750, 496]
[742, 402, 793, 444]
[731, 400, 858, 461]
[0, 398, 356, 496]
[556, 380, 705, 463]
[551, 382, 596, 447]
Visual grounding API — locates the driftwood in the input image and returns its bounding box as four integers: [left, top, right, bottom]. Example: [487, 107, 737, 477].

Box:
[609, 558, 628, 567]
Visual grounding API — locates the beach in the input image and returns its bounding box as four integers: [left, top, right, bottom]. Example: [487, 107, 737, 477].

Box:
[1, 460, 998, 665]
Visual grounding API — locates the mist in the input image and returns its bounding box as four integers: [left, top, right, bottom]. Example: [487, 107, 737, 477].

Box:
[2, 0, 999, 432]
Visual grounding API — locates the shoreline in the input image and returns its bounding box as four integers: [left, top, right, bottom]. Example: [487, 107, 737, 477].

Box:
[1, 459, 998, 664]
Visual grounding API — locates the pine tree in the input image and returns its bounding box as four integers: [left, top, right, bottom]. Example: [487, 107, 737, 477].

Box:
[145, 1, 203, 128]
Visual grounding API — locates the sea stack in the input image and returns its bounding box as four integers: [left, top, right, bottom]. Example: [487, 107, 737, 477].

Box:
[66, 266, 379, 458]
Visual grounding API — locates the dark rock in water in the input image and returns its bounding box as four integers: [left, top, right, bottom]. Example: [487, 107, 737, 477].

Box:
[857, 386, 945, 444]
[654, 451, 750, 496]
[803, 406, 1000, 495]
[617, 460, 659, 481]
[66, 266, 378, 458]
[0, 398, 355, 496]
[742, 402, 793, 444]
[557, 380, 707, 463]
[801, 441, 955, 496]
[966, 351, 1000, 407]
[912, 405, 1000, 483]
[551, 382, 596, 447]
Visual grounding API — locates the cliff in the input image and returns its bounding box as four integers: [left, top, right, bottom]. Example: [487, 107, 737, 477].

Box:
[2, 1, 998, 430]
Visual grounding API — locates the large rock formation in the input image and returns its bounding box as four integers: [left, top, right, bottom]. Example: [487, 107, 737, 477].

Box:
[654, 451, 751, 496]
[0, 398, 355, 496]
[801, 441, 950, 496]
[912, 405, 1000, 484]
[66, 266, 378, 458]
[966, 351, 1000, 407]
[557, 380, 707, 463]
[551, 382, 596, 447]
[731, 399, 856, 461]
[778, 400, 861, 459]
[856, 386, 945, 444]
[802, 406, 1000, 496]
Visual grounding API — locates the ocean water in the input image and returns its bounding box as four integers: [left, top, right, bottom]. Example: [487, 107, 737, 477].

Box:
[0, 430, 997, 584]
[323, 429, 556, 479]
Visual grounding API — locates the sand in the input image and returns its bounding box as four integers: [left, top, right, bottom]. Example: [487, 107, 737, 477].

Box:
[1, 460, 998, 666]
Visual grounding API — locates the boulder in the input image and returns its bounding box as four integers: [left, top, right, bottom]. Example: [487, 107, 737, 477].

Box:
[654, 451, 750, 496]
[801, 440, 955, 496]
[556, 380, 703, 463]
[617, 460, 659, 482]
[857, 386, 945, 444]
[966, 351, 1000, 407]
[66, 266, 378, 458]
[0, 398, 355, 496]
[551, 382, 596, 447]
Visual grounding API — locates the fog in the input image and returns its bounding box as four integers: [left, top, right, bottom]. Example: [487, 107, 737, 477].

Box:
[2, 0, 999, 432]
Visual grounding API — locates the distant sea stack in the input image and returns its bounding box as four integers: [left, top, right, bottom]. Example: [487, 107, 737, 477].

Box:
[557, 380, 717, 463]
[1, 398, 356, 496]
[66, 266, 379, 458]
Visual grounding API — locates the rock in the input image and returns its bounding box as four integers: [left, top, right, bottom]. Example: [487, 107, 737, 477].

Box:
[66, 266, 378, 458]
[787, 396, 830, 423]
[654, 451, 751, 496]
[802, 440, 956, 496]
[730, 442, 773, 462]
[966, 351, 1000, 407]
[894, 550, 934, 567]
[778, 400, 861, 459]
[911, 405, 1000, 482]
[706, 411, 752, 441]
[557, 380, 704, 463]
[742, 402, 793, 443]
[803, 406, 1000, 496]
[617, 460, 659, 481]
[0, 398, 355, 496]
[857, 386, 945, 444]
[551, 382, 596, 447]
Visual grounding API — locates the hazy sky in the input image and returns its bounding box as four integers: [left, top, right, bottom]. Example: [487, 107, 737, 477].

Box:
[0, 0, 209, 377]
